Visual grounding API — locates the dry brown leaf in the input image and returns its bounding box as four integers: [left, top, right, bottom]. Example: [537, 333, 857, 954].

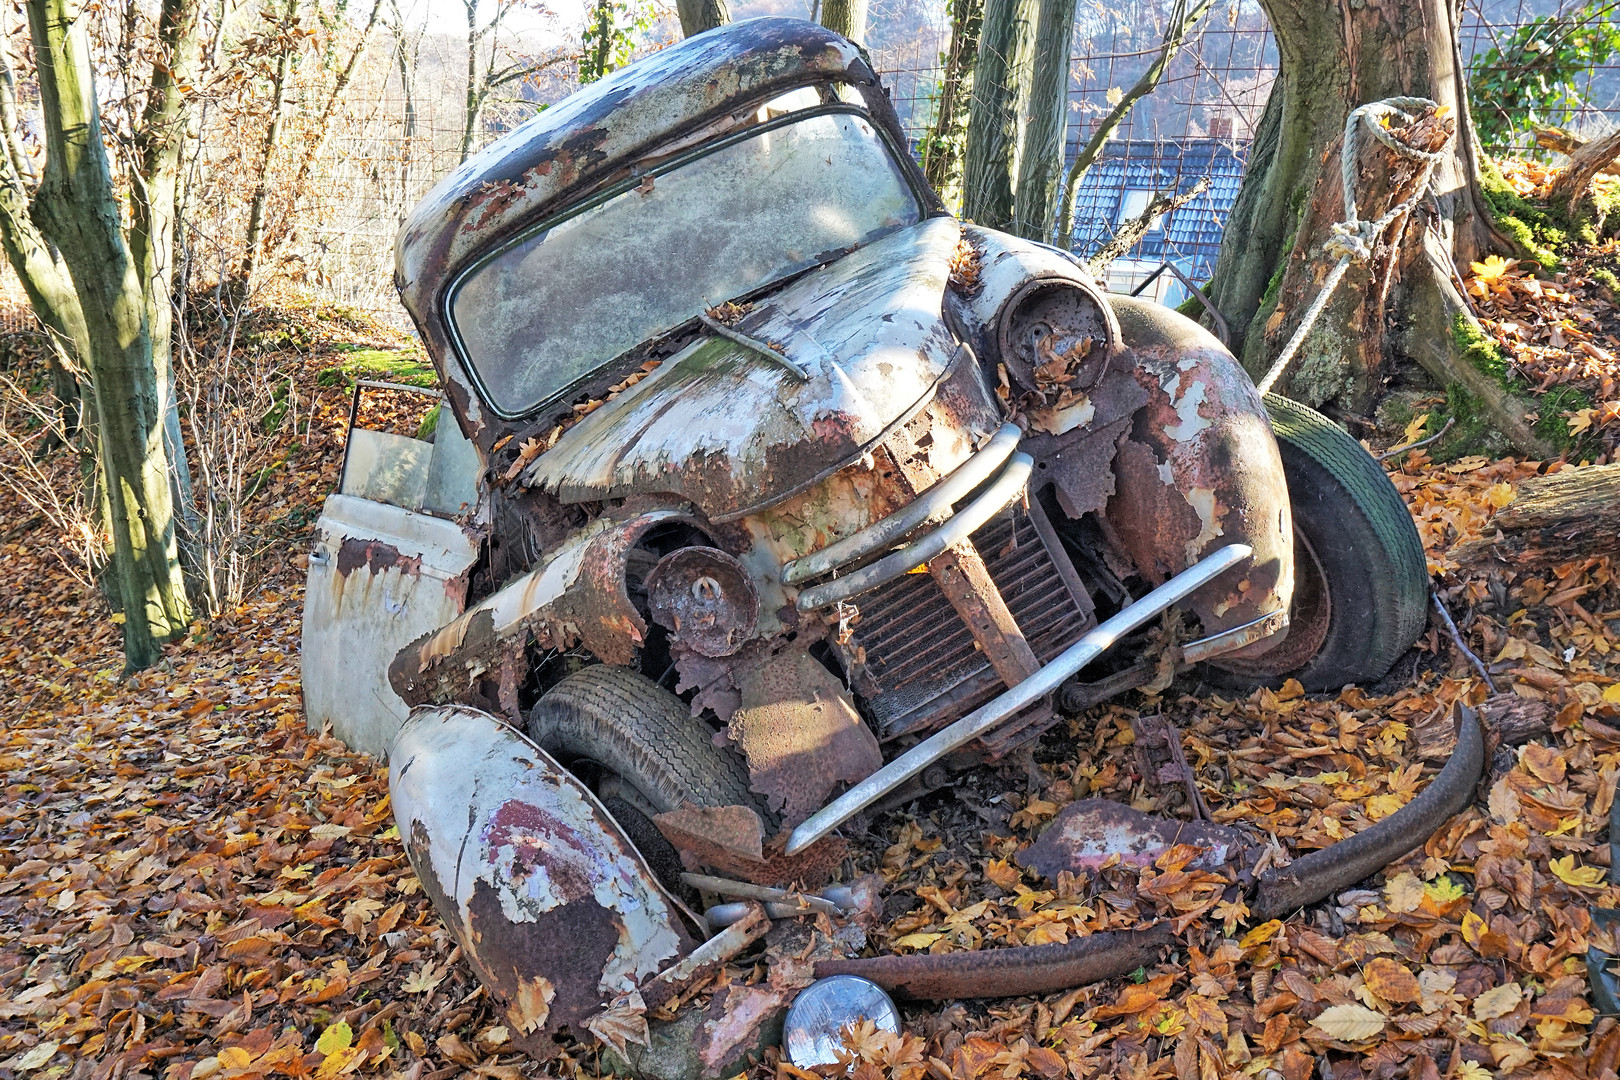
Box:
[1310, 1003, 1386, 1041]
[1363, 957, 1421, 1004]
[1473, 982, 1524, 1021]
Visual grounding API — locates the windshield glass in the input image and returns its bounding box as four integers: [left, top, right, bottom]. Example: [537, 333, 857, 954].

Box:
[446, 109, 923, 418]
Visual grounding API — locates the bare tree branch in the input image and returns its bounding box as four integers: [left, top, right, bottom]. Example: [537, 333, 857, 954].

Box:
[1056, 0, 1212, 245]
[1085, 178, 1209, 274]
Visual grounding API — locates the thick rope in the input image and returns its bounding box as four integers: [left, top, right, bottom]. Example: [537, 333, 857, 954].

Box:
[1254, 97, 1457, 396]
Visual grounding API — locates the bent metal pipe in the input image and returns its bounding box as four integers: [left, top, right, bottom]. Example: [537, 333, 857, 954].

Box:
[784, 543, 1254, 854]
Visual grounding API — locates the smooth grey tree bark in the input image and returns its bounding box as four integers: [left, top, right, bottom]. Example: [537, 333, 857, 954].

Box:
[1010, 0, 1076, 240]
[961, 0, 1037, 230]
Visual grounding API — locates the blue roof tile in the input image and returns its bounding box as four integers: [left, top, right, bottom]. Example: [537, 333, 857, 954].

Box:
[1065, 137, 1250, 284]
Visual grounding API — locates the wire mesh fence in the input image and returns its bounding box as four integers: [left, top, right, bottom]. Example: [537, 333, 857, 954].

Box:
[1460, 0, 1620, 149]
[0, 0, 1615, 335]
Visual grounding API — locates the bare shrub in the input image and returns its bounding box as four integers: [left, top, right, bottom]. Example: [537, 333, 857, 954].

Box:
[0, 359, 105, 592]
[172, 241, 299, 617]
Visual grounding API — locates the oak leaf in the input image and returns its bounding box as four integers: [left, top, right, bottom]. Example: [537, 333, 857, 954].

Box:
[894, 932, 943, 951]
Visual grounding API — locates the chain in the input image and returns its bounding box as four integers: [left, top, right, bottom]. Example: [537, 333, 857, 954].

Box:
[1254, 97, 1457, 396]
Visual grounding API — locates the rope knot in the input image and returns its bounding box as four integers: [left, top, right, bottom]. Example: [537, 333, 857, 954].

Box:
[1324, 221, 1374, 262]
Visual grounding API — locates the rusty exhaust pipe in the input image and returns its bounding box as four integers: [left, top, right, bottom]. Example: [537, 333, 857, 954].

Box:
[1253, 702, 1484, 920]
[813, 927, 1174, 1000]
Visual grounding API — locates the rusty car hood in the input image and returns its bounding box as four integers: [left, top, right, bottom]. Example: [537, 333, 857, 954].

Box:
[520, 216, 973, 520]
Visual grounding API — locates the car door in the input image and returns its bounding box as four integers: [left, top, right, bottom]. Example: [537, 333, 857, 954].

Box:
[301, 380, 481, 758]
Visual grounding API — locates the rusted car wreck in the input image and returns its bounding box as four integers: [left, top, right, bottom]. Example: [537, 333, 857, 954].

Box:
[300, 16, 1453, 1071]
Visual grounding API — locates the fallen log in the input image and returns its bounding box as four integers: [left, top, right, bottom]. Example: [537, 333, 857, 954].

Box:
[1546, 127, 1620, 215]
[1453, 462, 1620, 569]
[1532, 125, 1620, 177]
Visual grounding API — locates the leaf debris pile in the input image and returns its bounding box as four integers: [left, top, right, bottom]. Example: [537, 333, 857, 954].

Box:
[1462, 161, 1620, 450]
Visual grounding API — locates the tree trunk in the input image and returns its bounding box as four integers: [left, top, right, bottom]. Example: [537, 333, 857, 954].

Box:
[676, 0, 728, 36]
[26, 0, 193, 668]
[239, 0, 297, 286]
[1205, 0, 1501, 420]
[0, 11, 86, 435]
[459, 0, 480, 160]
[961, 0, 1036, 230]
[1453, 462, 1620, 569]
[394, 9, 417, 225]
[130, 0, 204, 557]
[1009, 0, 1075, 241]
[395, 14, 417, 224]
[919, 0, 982, 213]
[0, 146, 89, 428]
[819, 0, 866, 42]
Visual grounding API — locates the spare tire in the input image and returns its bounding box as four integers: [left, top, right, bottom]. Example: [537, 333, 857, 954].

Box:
[1211, 394, 1429, 690]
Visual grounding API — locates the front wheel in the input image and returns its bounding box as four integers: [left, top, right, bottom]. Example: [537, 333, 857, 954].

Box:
[525, 665, 766, 891]
[1210, 394, 1429, 690]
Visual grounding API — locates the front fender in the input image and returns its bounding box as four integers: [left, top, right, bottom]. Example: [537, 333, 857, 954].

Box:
[1104, 297, 1294, 660]
[389, 507, 701, 707]
[390, 706, 697, 1057]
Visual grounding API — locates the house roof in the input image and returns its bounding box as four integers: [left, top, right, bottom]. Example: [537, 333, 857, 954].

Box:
[1065, 137, 1249, 280]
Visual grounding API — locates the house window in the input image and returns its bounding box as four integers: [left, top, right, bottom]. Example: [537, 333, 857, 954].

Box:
[1116, 189, 1163, 232]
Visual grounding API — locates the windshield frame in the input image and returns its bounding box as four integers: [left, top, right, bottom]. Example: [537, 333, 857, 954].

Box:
[439, 101, 930, 422]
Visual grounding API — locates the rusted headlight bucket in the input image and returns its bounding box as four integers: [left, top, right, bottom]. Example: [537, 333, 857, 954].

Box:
[997, 279, 1114, 393]
[646, 546, 759, 658]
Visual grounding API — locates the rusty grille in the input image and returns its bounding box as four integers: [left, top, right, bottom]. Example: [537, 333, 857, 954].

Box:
[849, 501, 1094, 741]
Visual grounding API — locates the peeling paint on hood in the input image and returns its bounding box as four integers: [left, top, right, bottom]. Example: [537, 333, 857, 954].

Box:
[521, 218, 965, 519]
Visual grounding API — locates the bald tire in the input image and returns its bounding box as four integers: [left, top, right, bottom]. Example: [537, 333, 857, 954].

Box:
[1214, 395, 1428, 690]
[525, 664, 762, 817]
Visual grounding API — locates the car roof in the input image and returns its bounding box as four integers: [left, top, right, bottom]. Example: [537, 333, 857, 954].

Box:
[395, 18, 873, 336]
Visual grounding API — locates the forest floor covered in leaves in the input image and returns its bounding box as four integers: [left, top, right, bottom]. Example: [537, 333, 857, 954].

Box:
[5, 216, 1620, 1080]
